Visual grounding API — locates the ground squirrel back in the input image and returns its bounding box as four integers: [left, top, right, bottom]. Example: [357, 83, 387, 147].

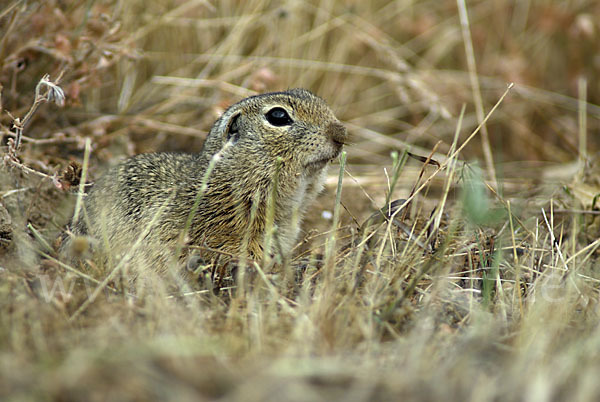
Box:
[62, 88, 347, 282]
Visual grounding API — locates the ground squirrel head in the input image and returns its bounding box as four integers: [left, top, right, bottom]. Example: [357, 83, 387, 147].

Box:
[200, 88, 347, 181]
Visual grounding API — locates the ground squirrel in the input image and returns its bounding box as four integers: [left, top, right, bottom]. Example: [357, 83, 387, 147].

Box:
[62, 88, 347, 282]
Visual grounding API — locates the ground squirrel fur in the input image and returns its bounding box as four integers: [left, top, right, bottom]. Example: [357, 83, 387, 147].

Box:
[63, 88, 347, 281]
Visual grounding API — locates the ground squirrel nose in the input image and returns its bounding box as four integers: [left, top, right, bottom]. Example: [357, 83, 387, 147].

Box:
[327, 121, 347, 146]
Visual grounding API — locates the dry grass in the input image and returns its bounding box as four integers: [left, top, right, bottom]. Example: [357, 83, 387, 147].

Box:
[1, 0, 600, 400]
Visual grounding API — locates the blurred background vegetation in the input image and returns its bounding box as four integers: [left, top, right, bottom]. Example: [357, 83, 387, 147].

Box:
[2, 0, 598, 167]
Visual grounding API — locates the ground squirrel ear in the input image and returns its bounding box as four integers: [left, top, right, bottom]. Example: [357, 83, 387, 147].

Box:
[225, 112, 241, 144]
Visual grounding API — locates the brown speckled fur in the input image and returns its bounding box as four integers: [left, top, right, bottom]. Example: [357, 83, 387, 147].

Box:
[62, 89, 347, 283]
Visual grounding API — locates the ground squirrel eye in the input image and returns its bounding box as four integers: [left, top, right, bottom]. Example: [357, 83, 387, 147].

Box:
[266, 107, 293, 126]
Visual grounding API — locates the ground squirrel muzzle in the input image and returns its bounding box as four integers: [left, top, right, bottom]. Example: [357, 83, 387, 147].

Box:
[62, 88, 347, 281]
